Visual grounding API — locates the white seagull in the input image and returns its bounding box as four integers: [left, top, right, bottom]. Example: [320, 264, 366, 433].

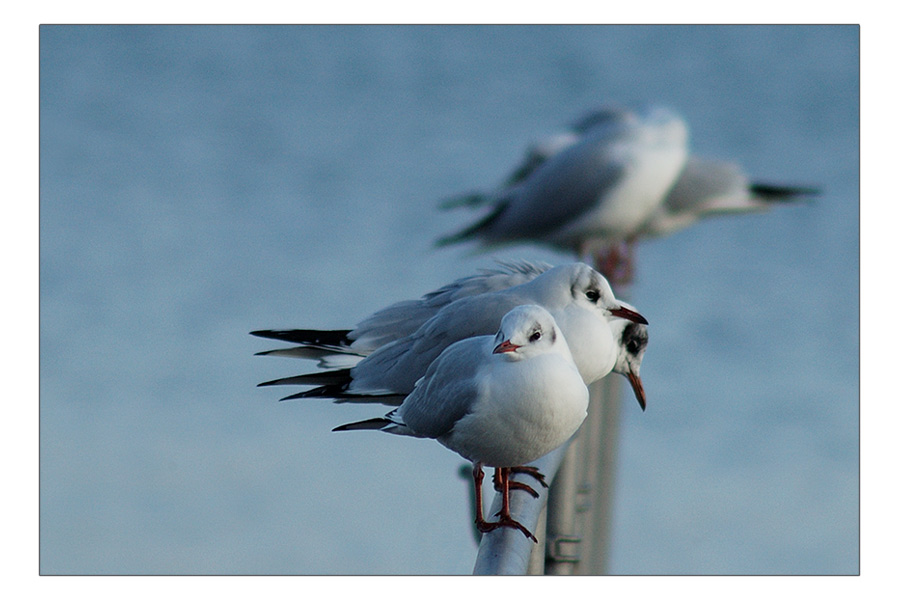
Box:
[436, 105, 690, 278]
[252, 260, 649, 409]
[439, 105, 817, 279]
[253, 262, 647, 406]
[333, 304, 590, 542]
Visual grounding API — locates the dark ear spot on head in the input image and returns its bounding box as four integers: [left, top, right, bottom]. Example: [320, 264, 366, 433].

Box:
[623, 323, 648, 354]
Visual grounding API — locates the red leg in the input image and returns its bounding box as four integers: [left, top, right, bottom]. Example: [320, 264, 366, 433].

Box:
[472, 462, 488, 528]
[493, 468, 540, 498]
[492, 465, 548, 498]
[510, 465, 549, 489]
[475, 467, 537, 543]
[592, 240, 635, 286]
[498, 466, 511, 515]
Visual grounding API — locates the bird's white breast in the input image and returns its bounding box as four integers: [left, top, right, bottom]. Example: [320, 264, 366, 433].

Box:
[440, 353, 589, 467]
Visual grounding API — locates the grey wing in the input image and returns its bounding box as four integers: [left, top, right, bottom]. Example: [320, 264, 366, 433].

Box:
[503, 108, 629, 189]
[664, 157, 751, 214]
[420, 260, 551, 305]
[350, 261, 551, 354]
[439, 131, 580, 211]
[396, 337, 488, 439]
[503, 132, 581, 186]
[350, 298, 444, 352]
[435, 112, 633, 247]
[350, 291, 522, 395]
[666, 157, 819, 214]
[484, 127, 629, 241]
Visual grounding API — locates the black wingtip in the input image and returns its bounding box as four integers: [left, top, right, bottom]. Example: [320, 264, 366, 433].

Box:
[331, 417, 392, 432]
[250, 329, 354, 347]
[277, 385, 342, 401]
[749, 183, 822, 202]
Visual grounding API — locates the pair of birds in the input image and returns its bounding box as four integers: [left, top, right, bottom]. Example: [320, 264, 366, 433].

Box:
[437, 104, 817, 282]
[253, 262, 649, 542]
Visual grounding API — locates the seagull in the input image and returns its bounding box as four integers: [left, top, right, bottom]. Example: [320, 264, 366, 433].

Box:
[636, 156, 819, 239]
[333, 304, 590, 542]
[438, 105, 817, 280]
[252, 260, 649, 409]
[436, 105, 690, 279]
[253, 262, 647, 406]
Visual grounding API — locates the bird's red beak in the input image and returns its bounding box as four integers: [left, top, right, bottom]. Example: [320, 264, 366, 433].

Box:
[626, 370, 647, 411]
[610, 305, 648, 325]
[493, 340, 520, 354]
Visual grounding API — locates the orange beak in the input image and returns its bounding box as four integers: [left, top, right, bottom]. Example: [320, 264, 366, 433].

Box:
[626, 370, 646, 411]
[493, 340, 520, 354]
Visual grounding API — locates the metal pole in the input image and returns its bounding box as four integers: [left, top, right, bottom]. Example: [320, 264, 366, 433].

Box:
[526, 506, 547, 574]
[543, 429, 583, 574]
[472, 271, 632, 575]
[574, 374, 622, 574]
[472, 443, 568, 575]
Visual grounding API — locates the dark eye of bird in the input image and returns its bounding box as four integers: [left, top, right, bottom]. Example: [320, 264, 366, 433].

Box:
[627, 339, 640, 353]
[529, 330, 542, 343]
[585, 289, 600, 303]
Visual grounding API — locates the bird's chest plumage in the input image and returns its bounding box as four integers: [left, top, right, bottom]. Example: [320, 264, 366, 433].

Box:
[440, 356, 588, 467]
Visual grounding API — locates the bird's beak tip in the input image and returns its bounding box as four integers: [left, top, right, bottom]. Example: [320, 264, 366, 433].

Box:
[610, 305, 648, 325]
[627, 371, 647, 411]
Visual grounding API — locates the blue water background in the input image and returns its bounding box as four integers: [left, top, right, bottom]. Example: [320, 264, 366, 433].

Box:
[39, 25, 859, 575]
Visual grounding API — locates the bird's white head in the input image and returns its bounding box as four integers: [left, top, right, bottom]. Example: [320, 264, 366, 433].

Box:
[561, 263, 648, 325]
[492, 304, 568, 362]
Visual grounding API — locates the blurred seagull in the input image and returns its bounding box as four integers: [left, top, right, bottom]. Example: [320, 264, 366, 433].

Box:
[438, 105, 818, 280]
[333, 304, 590, 542]
[252, 260, 649, 409]
[253, 262, 647, 407]
[436, 105, 690, 280]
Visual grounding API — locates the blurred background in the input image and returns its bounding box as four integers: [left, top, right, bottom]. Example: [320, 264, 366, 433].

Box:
[39, 25, 858, 575]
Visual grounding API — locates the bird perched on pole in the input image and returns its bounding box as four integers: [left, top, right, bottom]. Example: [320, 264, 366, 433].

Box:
[333, 305, 590, 542]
